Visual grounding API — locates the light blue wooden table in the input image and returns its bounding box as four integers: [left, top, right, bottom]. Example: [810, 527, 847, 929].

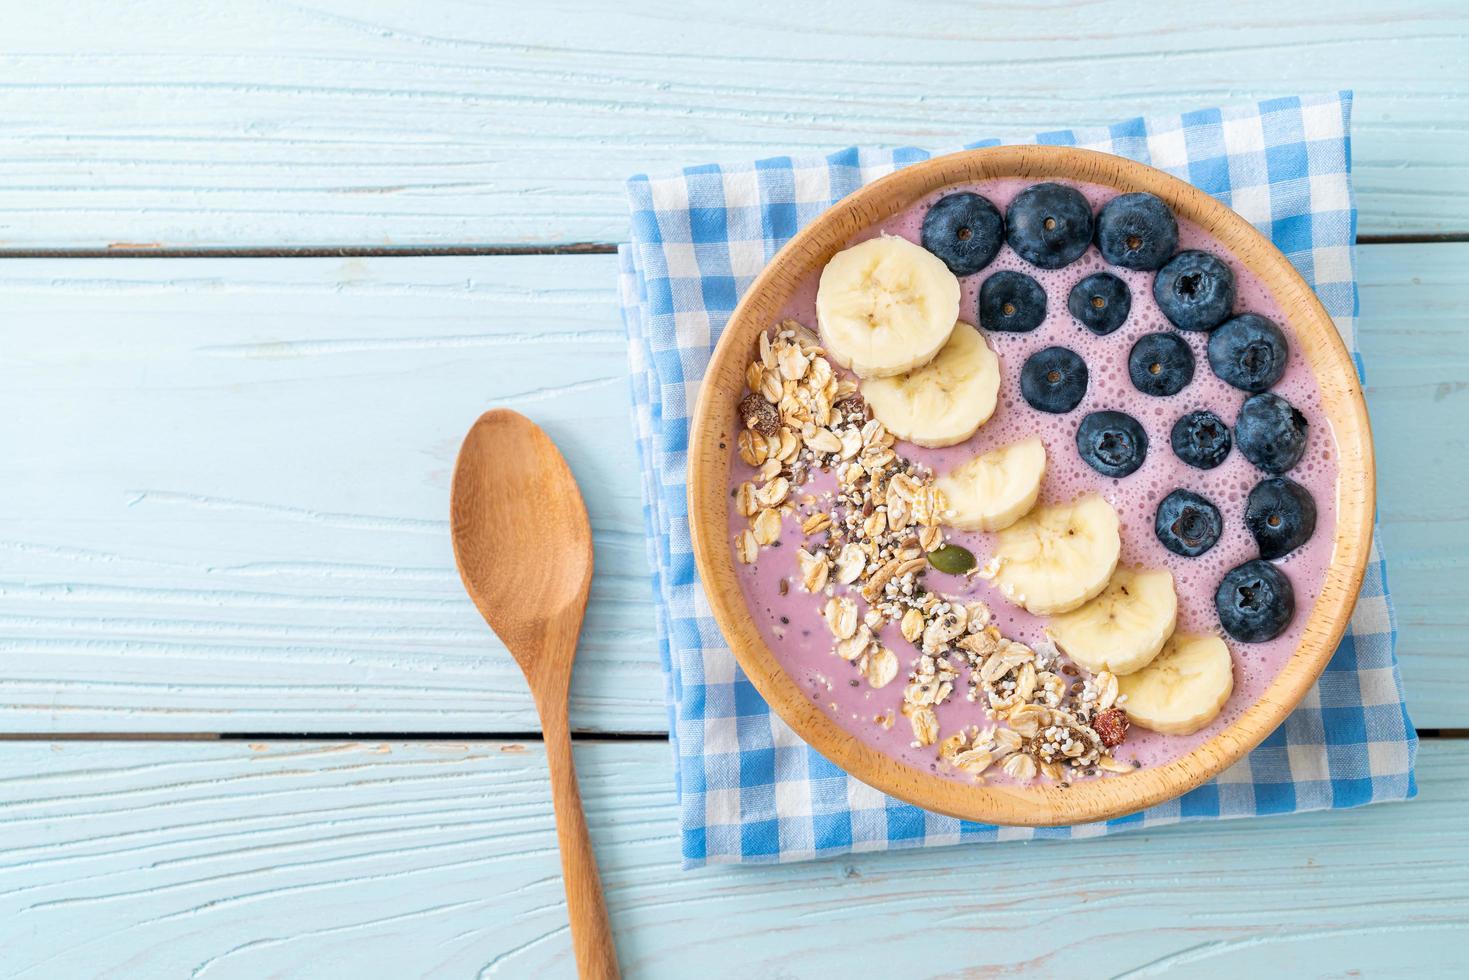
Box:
[1, 2, 1466, 976]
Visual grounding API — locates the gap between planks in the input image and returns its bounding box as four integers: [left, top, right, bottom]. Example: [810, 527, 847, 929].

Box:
[0, 730, 1460, 742]
[0, 233, 1466, 259]
[0, 731, 671, 742]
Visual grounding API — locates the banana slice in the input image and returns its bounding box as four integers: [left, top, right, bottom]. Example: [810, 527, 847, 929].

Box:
[1046, 568, 1178, 676]
[861, 322, 1000, 448]
[816, 234, 961, 379]
[982, 494, 1120, 615]
[935, 436, 1046, 531]
[1116, 633, 1234, 735]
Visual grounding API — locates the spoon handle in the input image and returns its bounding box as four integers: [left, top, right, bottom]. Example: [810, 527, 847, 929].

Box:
[537, 693, 621, 980]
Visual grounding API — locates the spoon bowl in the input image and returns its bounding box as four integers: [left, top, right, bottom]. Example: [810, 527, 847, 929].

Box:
[452, 409, 594, 661]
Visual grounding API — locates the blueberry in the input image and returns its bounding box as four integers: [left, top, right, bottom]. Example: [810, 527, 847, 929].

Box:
[1021, 346, 1089, 414]
[1235, 392, 1308, 474]
[1208, 313, 1289, 393]
[1005, 182, 1093, 269]
[1076, 410, 1148, 477]
[1170, 410, 1232, 469]
[1154, 488, 1223, 557]
[921, 192, 1004, 276]
[1245, 477, 1318, 559]
[1128, 332, 1195, 397]
[1095, 192, 1178, 271]
[1067, 272, 1131, 336]
[1216, 559, 1295, 642]
[978, 270, 1046, 333]
[1153, 250, 1235, 332]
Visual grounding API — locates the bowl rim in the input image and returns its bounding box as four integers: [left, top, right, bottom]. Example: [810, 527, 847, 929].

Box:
[686, 145, 1374, 825]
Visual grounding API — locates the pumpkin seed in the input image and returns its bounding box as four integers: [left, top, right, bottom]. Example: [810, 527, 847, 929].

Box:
[927, 544, 976, 575]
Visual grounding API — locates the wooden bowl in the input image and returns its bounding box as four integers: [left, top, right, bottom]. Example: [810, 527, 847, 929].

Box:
[687, 146, 1374, 826]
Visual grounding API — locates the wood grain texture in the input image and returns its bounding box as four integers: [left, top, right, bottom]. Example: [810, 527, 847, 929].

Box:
[0, 738, 1462, 978]
[688, 146, 1373, 825]
[1, 0, 1467, 249]
[0, 249, 1459, 733]
[1357, 248, 1469, 718]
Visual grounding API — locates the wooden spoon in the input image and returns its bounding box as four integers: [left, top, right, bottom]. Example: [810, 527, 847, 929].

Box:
[450, 408, 620, 980]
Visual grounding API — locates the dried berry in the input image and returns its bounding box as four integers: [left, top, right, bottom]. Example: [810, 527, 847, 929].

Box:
[1093, 708, 1129, 748]
[738, 393, 779, 436]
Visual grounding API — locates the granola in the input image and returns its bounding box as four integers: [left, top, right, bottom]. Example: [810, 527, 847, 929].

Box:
[731, 323, 1134, 784]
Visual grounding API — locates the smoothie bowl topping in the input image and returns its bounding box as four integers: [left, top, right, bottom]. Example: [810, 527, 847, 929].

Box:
[725, 169, 1345, 798]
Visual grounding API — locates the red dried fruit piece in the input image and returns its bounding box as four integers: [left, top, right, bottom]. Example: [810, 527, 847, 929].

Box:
[1093, 708, 1129, 748]
[739, 393, 779, 437]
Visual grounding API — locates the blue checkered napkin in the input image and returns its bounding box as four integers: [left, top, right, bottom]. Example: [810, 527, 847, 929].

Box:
[618, 92, 1417, 868]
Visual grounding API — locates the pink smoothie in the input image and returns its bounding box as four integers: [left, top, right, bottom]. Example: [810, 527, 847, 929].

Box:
[728, 177, 1339, 785]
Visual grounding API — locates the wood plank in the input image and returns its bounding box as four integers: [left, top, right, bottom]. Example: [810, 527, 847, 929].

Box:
[0, 247, 1461, 733]
[0, 0, 1466, 248]
[0, 255, 657, 733]
[1357, 243, 1469, 727]
[0, 738, 1462, 977]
